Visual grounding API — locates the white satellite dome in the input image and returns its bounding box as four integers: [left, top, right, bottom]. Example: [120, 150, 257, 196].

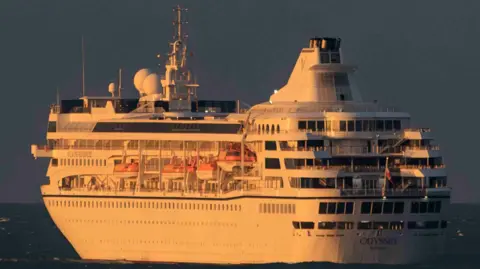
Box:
[133, 68, 153, 93]
[108, 82, 116, 94]
[142, 73, 161, 95]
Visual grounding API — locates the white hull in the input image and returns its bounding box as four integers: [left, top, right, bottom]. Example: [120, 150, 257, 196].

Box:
[43, 192, 448, 264]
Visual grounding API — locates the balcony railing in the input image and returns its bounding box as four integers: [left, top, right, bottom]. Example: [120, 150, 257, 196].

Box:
[340, 188, 426, 197]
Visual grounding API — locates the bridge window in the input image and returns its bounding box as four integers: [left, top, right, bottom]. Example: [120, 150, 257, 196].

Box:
[385, 120, 393, 131]
[393, 120, 401, 131]
[376, 120, 384, 132]
[339, 121, 347, 131]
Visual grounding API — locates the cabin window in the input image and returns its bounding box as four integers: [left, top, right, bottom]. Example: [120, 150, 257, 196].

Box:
[355, 120, 362, 131]
[318, 222, 337, 229]
[339, 121, 347, 131]
[330, 53, 341, 63]
[383, 202, 394, 214]
[317, 120, 325, 131]
[300, 222, 315, 229]
[265, 141, 277, 151]
[265, 158, 281, 169]
[358, 221, 373, 230]
[337, 222, 354, 230]
[320, 53, 330, 63]
[372, 202, 383, 214]
[51, 158, 58, 167]
[394, 202, 404, 214]
[347, 120, 354, 131]
[361, 202, 371, 214]
[298, 121, 307, 130]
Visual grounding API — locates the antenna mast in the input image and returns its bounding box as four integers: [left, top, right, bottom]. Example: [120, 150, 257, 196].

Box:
[118, 68, 122, 98]
[81, 35, 86, 97]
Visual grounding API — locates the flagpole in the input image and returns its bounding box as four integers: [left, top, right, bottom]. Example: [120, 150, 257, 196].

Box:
[382, 156, 389, 197]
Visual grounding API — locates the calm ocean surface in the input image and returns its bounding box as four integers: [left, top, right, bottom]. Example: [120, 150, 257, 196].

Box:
[0, 203, 478, 269]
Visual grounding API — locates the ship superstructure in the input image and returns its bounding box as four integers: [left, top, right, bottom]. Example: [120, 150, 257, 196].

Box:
[31, 6, 450, 264]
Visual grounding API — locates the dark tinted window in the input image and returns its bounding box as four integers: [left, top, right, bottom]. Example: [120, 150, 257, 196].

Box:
[339, 121, 347, 131]
[336, 202, 345, 214]
[393, 120, 401, 131]
[317, 121, 325, 131]
[355, 120, 362, 131]
[361, 202, 371, 214]
[383, 202, 393, 214]
[347, 120, 354, 131]
[372, 202, 383, 214]
[298, 121, 307, 130]
[300, 222, 315, 229]
[385, 120, 393, 131]
[265, 158, 281, 169]
[394, 202, 404, 214]
[358, 221, 372, 230]
[265, 141, 277, 151]
[319, 203, 327, 214]
[411, 202, 419, 213]
[434, 201, 442, 213]
[327, 202, 336, 214]
[376, 120, 384, 131]
[373, 222, 390, 230]
[318, 222, 336, 229]
[428, 201, 435, 213]
[419, 202, 427, 213]
[292, 221, 300, 229]
[345, 202, 354, 214]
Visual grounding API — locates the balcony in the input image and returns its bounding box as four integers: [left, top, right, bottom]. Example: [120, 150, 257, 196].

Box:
[31, 144, 53, 159]
[340, 188, 426, 197]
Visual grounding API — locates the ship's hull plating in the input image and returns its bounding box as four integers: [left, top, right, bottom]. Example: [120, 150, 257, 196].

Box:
[42, 193, 448, 264]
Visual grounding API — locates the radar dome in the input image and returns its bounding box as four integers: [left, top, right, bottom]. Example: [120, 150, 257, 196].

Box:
[133, 68, 153, 93]
[142, 73, 161, 95]
[108, 82, 116, 94]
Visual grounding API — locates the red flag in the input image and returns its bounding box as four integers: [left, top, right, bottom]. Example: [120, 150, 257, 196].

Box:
[385, 167, 392, 182]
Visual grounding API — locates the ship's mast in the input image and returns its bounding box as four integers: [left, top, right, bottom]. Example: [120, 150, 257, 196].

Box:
[162, 5, 198, 108]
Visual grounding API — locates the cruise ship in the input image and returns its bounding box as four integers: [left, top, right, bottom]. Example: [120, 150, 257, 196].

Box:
[31, 6, 450, 265]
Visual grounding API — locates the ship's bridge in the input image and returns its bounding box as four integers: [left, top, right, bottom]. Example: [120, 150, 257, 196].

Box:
[270, 37, 361, 104]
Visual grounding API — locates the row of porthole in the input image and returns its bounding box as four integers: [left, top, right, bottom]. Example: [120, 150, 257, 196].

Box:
[47, 200, 242, 212]
[259, 203, 296, 214]
[255, 124, 281, 134]
[65, 218, 238, 227]
[55, 158, 107, 167]
[81, 239, 267, 249]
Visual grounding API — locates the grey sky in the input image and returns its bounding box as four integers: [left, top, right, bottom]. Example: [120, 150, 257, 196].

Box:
[0, 0, 478, 203]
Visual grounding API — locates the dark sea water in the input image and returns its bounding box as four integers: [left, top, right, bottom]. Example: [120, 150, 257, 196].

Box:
[0, 203, 478, 269]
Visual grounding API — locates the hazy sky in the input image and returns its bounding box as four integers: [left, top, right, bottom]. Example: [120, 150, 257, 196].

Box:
[0, 0, 479, 203]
